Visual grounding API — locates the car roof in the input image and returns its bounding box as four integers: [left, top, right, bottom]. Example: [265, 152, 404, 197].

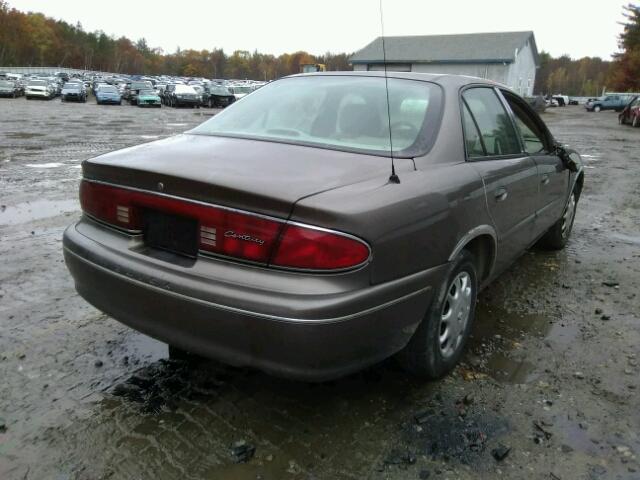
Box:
[287, 71, 504, 90]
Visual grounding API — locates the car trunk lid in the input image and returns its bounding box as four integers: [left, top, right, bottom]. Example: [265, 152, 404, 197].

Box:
[82, 133, 410, 219]
[81, 134, 402, 268]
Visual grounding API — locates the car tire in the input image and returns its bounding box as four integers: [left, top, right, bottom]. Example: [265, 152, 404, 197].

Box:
[594, 105, 601, 112]
[538, 190, 578, 250]
[619, 115, 625, 125]
[633, 116, 639, 128]
[397, 249, 478, 379]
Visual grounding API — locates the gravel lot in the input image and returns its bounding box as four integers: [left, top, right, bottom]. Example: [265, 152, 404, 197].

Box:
[1, 96, 639, 480]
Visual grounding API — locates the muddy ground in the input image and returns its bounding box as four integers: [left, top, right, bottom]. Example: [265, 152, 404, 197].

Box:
[0, 96, 639, 480]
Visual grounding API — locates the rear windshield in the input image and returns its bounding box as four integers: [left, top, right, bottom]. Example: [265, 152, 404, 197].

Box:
[229, 86, 252, 94]
[211, 86, 232, 95]
[28, 80, 47, 86]
[99, 86, 118, 93]
[189, 76, 442, 157]
[175, 85, 197, 94]
[131, 81, 152, 89]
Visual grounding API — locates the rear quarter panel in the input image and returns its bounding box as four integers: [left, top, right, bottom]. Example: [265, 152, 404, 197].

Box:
[290, 162, 489, 285]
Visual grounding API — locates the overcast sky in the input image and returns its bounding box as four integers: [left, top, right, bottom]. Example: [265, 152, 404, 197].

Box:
[9, 0, 626, 59]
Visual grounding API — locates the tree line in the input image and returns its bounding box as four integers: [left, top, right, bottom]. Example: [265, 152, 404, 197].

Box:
[0, 1, 350, 78]
[535, 3, 639, 96]
[0, 0, 637, 94]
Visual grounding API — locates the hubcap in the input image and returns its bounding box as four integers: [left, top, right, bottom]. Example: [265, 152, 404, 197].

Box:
[438, 271, 473, 358]
[561, 193, 576, 238]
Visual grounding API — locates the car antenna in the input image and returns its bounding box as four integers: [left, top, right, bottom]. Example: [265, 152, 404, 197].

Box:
[379, 0, 400, 184]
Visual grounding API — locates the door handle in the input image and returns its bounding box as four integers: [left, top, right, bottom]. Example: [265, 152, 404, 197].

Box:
[541, 174, 550, 185]
[494, 187, 508, 202]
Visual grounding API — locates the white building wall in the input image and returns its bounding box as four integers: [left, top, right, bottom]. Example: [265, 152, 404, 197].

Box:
[505, 40, 537, 96]
[410, 63, 509, 84]
[354, 51, 537, 97]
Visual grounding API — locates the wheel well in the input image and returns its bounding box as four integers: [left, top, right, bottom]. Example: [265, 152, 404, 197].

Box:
[462, 234, 495, 283]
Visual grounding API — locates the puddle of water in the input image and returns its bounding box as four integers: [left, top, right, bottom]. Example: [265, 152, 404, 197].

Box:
[4, 132, 47, 139]
[25, 162, 65, 169]
[609, 232, 640, 245]
[466, 304, 578, 384]
[166, 123, 188, 127]
[139, 135, 161, 140]
[0, 199, 79, 225]
[551, 414, 599, 455]
[120, 332, 168, 363]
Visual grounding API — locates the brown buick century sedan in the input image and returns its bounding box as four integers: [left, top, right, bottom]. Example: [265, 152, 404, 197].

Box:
[63, 72, 584, 381]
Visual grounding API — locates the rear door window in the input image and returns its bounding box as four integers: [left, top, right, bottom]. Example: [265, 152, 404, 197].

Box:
[462, 102, 485, 157]
[501, 91, 549, 154]
[462, 88, 521, 156]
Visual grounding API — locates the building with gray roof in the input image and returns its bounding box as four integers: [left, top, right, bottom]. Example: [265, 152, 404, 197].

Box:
[350, 31, 539, 96]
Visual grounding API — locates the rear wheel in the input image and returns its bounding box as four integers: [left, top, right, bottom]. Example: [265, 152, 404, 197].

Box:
[633, 115, 639, 128]
[538, 190, 577, 250]
[398, 250, 478, 379]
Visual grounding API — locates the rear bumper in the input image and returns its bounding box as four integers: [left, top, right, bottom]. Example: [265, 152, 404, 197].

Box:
[63, 220, 447, 381]
[26, 91, 50, 97]
[174, 97, 199, 105]
[62, 94, 84, 101]
[138, 101, 161, 107]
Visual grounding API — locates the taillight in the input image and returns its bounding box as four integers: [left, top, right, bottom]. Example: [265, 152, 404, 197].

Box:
[79, 180, 370, 271]
[79, 180, 282, 263]
[271, 224, 370, 270]
[80, 180, 142, 231]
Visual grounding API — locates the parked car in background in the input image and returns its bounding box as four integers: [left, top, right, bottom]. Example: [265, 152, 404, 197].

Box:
[63, 72, 583, 381]
[552, 94, 569, 106]
[167, 84, 201, 107]
[25, 80, 55, 100]
[0, 80, 20, 98]
[61, 82, 87, 102]
[618, 95, 640, 127]
[124, 80, 153, 105]
[136, 89, 162, 108]
[586, 94, 635, 112]
[227, 85, 253, 101]
[204, 85, 236, 108]
[95, 85, 122, 105]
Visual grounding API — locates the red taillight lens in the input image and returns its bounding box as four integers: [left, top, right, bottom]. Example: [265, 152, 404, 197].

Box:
[79, 180, 282, 263]
[271, 224, 370, 270]
[79, 180, 371, 271]
[80, 180, 142, 230]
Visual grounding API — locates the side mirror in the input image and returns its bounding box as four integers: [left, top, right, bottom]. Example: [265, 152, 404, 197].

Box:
[554, 144, 580, 173]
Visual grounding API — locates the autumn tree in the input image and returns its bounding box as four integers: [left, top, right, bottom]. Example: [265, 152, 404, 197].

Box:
[609, 3, 640, 91]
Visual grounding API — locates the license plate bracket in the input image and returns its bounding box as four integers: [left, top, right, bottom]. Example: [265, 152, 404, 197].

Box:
[143, 210, 199, 258]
